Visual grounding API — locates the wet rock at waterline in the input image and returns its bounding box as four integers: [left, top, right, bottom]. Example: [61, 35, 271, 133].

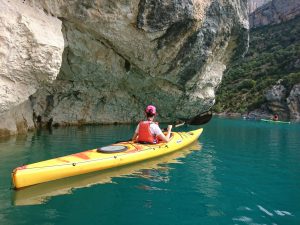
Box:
[0, 0, 249, 136]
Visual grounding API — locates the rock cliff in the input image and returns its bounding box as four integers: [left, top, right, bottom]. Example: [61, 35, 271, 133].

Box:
[287, 84, 300, 120]
[247, 0, 271, 14]
[214, 13, 300, 121]
[0, 0, 248, 136]
[249, 0, 300, 28]
[0, 0, 64, 136]
[265, 83, 300, 121]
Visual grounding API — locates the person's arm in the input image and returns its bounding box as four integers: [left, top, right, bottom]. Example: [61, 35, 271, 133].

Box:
[132, 125, 139, 142]
[132, 132, 138, 142]
[157, 125, 172, 142]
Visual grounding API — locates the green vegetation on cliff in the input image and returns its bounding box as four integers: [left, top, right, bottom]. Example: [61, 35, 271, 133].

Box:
[214, 16, 300, 113]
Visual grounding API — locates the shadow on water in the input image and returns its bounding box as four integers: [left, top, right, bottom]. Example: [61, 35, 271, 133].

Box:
[12, 142, 201, 206]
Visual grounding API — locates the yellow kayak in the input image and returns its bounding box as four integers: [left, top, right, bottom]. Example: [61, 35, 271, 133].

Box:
[13, 142, 201, 205]
[12, 128, 203, 189]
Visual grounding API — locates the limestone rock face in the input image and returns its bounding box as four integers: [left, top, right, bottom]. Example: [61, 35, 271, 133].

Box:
[249, 0, 300, 28]
[0, 101, 34, 137]
[0, 0, 64, 115]
[247, 0, 271, 14]
[287, 84, 300, 121]
[265, 84, 289, 119]
[265, 84, 286, 102]
[265, 83, 300, 121]
[0, 0, 249, 136]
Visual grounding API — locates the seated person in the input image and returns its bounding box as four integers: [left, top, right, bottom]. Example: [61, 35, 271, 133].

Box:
[272, 114, 279, 121]
[132, 105, 172, 143]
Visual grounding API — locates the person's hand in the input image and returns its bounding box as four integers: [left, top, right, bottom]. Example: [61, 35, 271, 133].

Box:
[167, 125, 172, 132]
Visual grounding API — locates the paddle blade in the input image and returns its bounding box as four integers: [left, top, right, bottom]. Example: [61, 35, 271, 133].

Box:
[187, 111, 212, 125]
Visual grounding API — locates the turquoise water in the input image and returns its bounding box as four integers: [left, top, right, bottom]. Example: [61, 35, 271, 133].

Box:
[0, 117, 299, 225]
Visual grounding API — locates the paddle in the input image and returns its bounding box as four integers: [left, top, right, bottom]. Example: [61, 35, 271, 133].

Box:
[163, 110, 213, 130]
[185, 110, 213, 126]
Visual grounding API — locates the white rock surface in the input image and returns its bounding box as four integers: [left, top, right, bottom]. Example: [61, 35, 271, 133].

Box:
[0, 0, 64, 114]
[0, 100, 34, 136]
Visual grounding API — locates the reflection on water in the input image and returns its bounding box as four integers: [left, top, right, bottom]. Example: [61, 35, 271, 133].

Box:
[12, 142, 201, 206]
[192, 146, 220, 199]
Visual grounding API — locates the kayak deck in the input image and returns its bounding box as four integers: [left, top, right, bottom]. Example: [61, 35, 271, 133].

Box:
[12, 128, 203, 189]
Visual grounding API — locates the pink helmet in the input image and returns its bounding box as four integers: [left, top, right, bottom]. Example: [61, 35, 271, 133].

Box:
[145, 105, 156, 115]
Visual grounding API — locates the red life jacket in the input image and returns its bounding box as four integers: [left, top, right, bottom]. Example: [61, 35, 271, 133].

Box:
[137, 121, 157, 144]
